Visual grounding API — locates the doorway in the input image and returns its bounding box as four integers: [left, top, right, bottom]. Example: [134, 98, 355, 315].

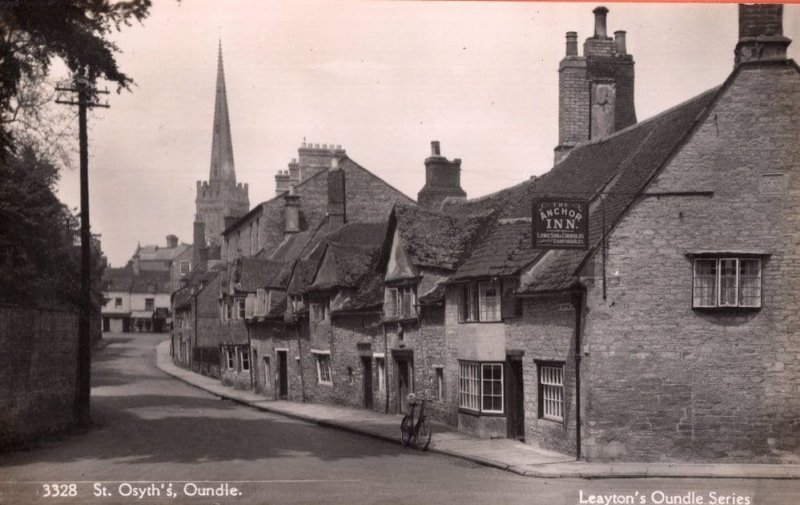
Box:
[276, 350, 288, 400]
[505, 356, 525, 441]
[362, 357, 373, 409]
[395, 356, 413, 414]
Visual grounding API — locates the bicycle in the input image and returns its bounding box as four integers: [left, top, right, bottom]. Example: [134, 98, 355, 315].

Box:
[400, 393, 432, 450]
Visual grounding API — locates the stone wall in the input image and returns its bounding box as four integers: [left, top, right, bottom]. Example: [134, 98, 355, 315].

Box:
[0, 305, 78, 447]
[580, 63, 800, 461]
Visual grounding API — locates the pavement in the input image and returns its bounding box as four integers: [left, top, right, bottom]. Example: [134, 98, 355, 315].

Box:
[154, 340, 800, 480]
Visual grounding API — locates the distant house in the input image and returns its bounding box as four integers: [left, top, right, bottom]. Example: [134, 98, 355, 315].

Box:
[131, 235, 193, 291]
[101, 266, 134, 333]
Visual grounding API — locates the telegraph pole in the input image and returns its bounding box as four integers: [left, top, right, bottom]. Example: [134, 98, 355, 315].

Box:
[56, 76, 109, 428]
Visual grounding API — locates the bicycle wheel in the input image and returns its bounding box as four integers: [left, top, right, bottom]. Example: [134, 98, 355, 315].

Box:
[414, 417, 432, 450]
[401, 415, 414, 447]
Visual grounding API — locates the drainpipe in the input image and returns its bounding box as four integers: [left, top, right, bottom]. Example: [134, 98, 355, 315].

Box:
[570, 282, 586, 461]
[383, 321, 389, 414]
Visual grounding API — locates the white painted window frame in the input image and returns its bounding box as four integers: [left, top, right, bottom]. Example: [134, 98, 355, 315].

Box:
[311, 349, 333, 385]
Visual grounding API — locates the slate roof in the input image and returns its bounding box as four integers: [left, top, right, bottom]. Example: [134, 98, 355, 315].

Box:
[236, 258, 286, 292]
[308, 243, 380, 292]
[336, 268, 384, 313]
[130, 270, 171, 293]
[450, 219, 540, 281]
[135, 243, 190, 262]
[517, 86, 720, 293]
[284, 221, 388, 296]
[173, 287, 193, 311]
[103, 266, 134, 292]
[392, 204, 491, 271]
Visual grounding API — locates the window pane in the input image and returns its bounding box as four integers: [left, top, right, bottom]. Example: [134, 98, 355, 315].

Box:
[478, 281, 501, 322]
[739, 259, 761, 307]
[693, 259, 717, 307]
[539, 364, 564, 421]
[719, 259, 737, 306]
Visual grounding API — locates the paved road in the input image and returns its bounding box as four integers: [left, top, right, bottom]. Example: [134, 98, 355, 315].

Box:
[1, 334, 798, 505]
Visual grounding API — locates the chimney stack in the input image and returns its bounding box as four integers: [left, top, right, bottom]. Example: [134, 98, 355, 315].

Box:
[166, 234, 178, 249]
[735, 4, 791, 65]
[284, 187, 301, 235]
[417, 141, 466, 210]
[593, 6, 609, 38]
[555, 6, 636, 164]
[327, 158, 346, 228]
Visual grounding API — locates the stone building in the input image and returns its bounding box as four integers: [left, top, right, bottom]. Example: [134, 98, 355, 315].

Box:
[221, 144, 412, 262]
[171, 4, 799, 463]
[433, 4, 799, 461]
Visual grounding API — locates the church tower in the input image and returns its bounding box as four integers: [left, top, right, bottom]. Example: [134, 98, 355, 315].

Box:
[195, 41, 250, 249]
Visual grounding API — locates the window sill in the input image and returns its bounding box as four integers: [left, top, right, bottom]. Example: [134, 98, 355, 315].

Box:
[457, 319, 503, 325]
[692, 305, 761, 313]
[458, 408, 505, 418]
[538, 416, 565, 425]
[383, 316, 418, 324]
[317, 381, 333, 386]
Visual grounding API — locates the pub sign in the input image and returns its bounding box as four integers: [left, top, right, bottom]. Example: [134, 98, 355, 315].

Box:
[532, 198, 589, 250]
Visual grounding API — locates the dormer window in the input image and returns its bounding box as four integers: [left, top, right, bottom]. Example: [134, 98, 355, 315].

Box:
[310, 298, 329, 323]
[458, 280, 501, 323]
[291, 294, 305, 314]
[385, 285, 416, 320]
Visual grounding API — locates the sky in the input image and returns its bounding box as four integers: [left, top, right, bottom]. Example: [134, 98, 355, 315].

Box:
[52, 1, 800, 267]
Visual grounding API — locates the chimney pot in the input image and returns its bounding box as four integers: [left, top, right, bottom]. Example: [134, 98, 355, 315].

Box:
[431, 140, 441, 156]
[614, 30, 627, 54]
[566, 32, 579, 56]
[593, 6, 609, 38]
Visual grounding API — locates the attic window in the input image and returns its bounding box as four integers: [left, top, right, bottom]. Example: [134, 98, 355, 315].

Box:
[458, 280, 501, 323]
[384, 285, 416, 320]
[311, 298, 329, 323]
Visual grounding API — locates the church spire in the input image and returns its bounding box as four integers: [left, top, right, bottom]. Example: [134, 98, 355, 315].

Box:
[209, 40, 236, 182]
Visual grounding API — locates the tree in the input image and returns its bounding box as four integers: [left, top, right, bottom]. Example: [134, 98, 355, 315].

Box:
[0, 144, 106, 309]
[0, 0, 152, 158]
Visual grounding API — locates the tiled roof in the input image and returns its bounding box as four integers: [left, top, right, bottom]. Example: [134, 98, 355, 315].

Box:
[103, 266, 134, 291]
[236, 258, 286, 292]
[286, 257, 321, 295]
[450, 219, 541, 281]
[393, 204, 491, 271]
[284, 221, 388, 295]
[417, 269, 449, 305]
[130, 270, 171, 293]
[325, 221, 388, 246]
[518, 86, 720, 293]
[135, 244, 190, 262]
[336, 268, 384, 313]
[173, 286, 192, 310]
[308, 243, 380, 292]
